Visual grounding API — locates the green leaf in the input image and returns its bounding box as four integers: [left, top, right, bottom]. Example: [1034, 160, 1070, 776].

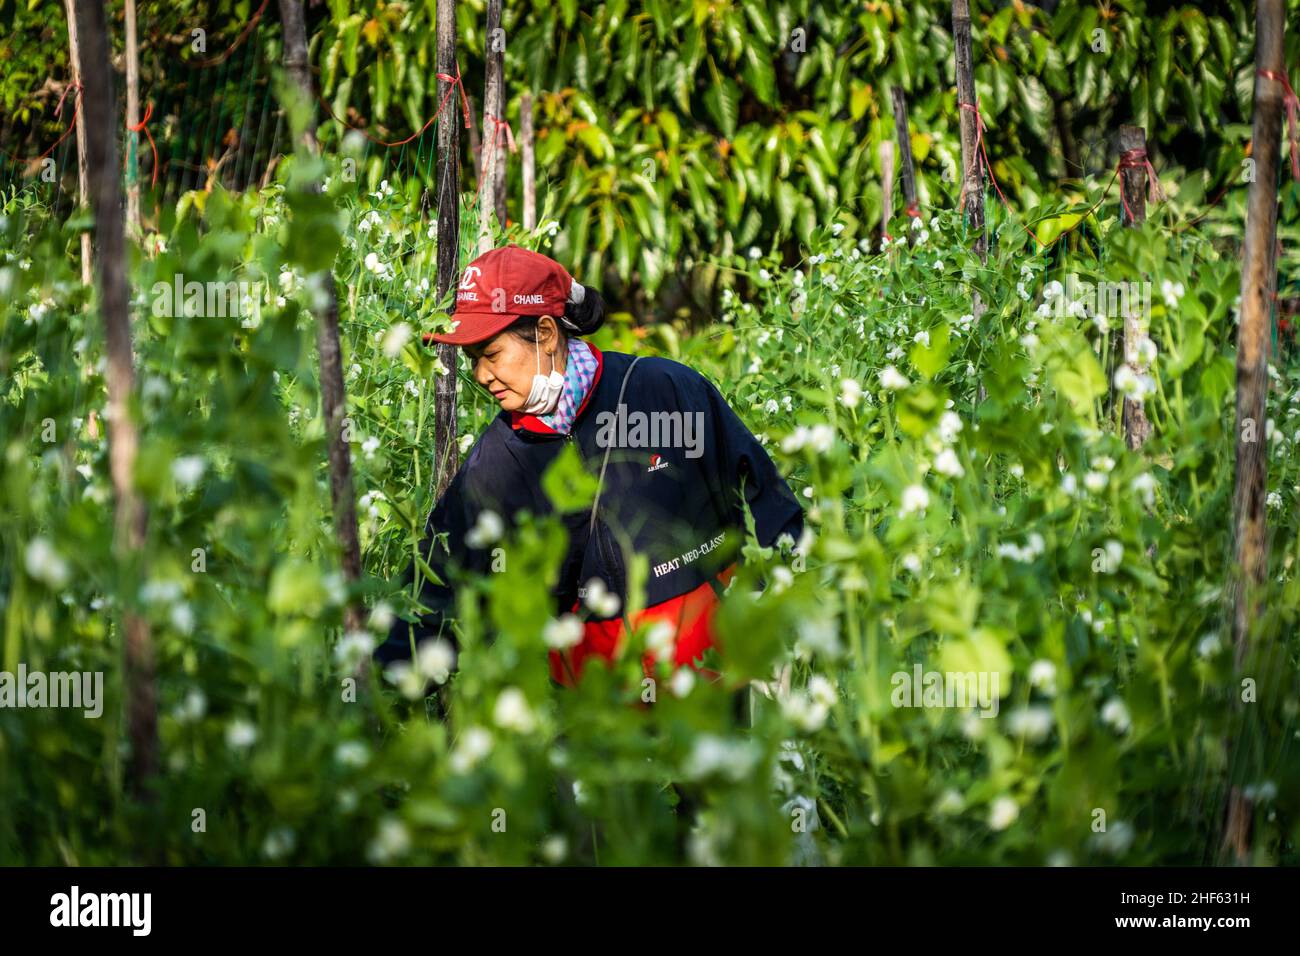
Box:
[541, 441, 598, 513]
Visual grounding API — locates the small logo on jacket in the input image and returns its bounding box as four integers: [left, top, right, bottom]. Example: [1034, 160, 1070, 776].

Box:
[647, 453, 669, 473]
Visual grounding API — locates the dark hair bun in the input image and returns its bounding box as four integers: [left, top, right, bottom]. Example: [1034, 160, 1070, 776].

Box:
[562, 284, 606, 336]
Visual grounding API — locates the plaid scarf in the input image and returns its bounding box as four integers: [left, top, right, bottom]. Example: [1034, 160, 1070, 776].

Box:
[539, 338, 599, 435]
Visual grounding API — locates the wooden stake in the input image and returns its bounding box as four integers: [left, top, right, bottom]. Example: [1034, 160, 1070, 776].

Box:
[73, 0, 157, 799]
[1221, 0, 1287, 865]
[278, 0, 365, 634]
[1118, 125, 1153, 450]
[952, 0, 986, 261]
[124, 0, 140, 236]
[62, 0, 93, 285]
[433, 0, 462, 500]
[478, 0, 506, 253]
[890, 85, 918, 228]
[520, 92, 536, 232]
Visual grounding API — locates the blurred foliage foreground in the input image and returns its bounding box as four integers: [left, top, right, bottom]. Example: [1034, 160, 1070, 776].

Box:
[1, 127, 1299, 864]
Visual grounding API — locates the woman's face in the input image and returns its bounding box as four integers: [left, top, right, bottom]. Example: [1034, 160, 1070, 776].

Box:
[464, 316, 564, 412]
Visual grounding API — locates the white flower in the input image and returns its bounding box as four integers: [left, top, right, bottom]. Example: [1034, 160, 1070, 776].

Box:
[1160, 279, 1185, 309]
[494, 687, 538, 733]
[1101, 697, 1131, 734]
[839, 378, 862, 408]
[934, 447, 964, 478]
[367, 818, 411, 864]
[898, 484, 930, 517]
[933, 259, 945, 271]
[684, 734, 761, 780]
[808, 675, 837, 709]
[988, 796, 1019, 831]
[540, 835, 568, 864]
[764, 398, 780, 415]
[1029, 660, 1057, 695]
[782, 691, 830, 732]
[808, 424, 834, 454]
[1060, 473, 1078, 496]
[1104, 539, 1123, 571]
[1091, 455, 1116, 473]
[169, 602, 195, 634]
[1197, 633, 1222, 658]
[879, 365, 909, 391]
[748, 246, 762, 260]
[669, 667, 696, 698]
[24, 537, 70, 588]
[1136, 338, 1158, 366]
[225, 718, 258, 750]
[450, 725, 494, 773]
[935, 789, 965, 815]
[174, 688, 207, 723]
[335, 630, 376, 671]
[1044, 280, 1064, 300]
[914, 329, 930, 347]
[1266, 491, 1282, 509]
[416, 638, 455, 683]
[334, 741, 370, 768]
[936, 411, 963, 445]
[262, 827, 297, 860]
[901, 552, 922, 574]
[383, 660, 426, 699]
[172, 455, 205, 489]
[543, 614, 584, 650]
[1093, 820, 1135, 857]
[1083, 470, 1108, 493]
[582, 578, 621, 617]
[465, 509, 504, 548]
[644, 619, 677, 661]
[382, 322, 412, 358]
[1006, 706, 1054, 742]
[362, 435, 380, 458]
[831, 222, 845, 236]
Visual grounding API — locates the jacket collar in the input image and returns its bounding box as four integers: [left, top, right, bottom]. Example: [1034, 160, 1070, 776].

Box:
[509, 342, 605, 435]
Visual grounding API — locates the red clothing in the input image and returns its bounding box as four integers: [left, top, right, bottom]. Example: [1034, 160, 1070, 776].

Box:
[548, 564, 737, 687]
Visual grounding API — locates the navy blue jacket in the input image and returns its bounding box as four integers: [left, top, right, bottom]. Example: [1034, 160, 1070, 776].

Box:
[375, 346, 804, 666]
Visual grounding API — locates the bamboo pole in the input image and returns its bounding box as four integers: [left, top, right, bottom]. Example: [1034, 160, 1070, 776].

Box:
[125, 0, 140, 236]
[1221, 0, 1286, 866]
[952, 0, 988, 404]
[73, 0, 157, 799]
[890, 85, 918, 232]
[1118, 124, 1153, 450]
[952, 0, 987, 262]
[278, 0, 365, 634]
[520, 92, 536, 232]
[433, 0, 462, 500]
[477, 0, 506, 253]
[62, 0, 93, 285]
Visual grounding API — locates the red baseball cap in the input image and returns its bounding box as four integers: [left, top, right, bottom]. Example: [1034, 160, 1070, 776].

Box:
[423, 244, 577, 346]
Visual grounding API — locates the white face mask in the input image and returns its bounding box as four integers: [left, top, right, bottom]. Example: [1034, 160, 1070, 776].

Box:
[519, 327, 565, 415]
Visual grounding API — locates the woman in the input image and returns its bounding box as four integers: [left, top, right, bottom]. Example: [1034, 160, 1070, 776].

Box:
[375, 244, 803, 695]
